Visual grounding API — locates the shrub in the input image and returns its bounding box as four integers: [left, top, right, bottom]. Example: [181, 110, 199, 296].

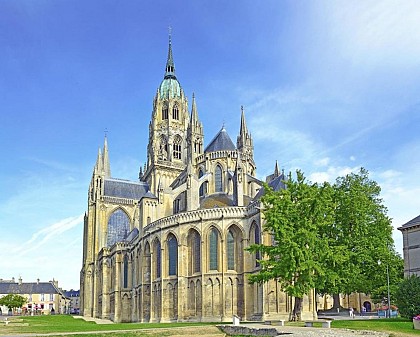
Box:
[395, 275, 420, 319]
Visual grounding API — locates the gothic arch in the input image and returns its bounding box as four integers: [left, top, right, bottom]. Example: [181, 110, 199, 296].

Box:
[162, 102, 169, 120]
[187, 228, 201, 275]
[152, 238, 161, 280]
[226, 223, 244, 272]
[207, 226, 221, 271]
[214, 163, 223, 192]
[106, 208, 130, 247]
[173, 134, 182, 160]
[198, 168, 207, 197]
[166, 233, 178, 276]
[249, 221, 261, 268]
[172, 104, 179, 120]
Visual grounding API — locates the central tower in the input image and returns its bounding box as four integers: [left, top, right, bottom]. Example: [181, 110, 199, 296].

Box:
[143, 35, 204, 216]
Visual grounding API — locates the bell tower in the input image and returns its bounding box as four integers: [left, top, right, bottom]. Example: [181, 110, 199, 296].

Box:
[143, 34, 190, 198]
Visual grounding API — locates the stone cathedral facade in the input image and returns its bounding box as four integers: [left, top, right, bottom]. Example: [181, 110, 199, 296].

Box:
[80, 38, 317, 323]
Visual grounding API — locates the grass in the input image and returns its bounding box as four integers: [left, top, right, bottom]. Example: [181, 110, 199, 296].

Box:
[2, 315, 420, 337]
[331, 318, 420, 337]
[0, 315, 220, 336]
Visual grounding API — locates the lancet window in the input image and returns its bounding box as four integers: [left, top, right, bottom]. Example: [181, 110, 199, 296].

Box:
[162, 104, 169, 120]
[209, 228, 219, 271]
[172, 104, 179, 120]
[215, 165, 223, 192]
[167, 234, 178, 276]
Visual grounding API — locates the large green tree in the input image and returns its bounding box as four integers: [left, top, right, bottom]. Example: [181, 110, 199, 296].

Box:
[318, 168, 396, 308]
[248, 170, 334, 320]
[0, 294, 27, 312]
[248, 167, 400, 319]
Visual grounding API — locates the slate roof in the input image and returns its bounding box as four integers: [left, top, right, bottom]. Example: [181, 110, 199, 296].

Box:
[204, 127, 236, 153]
[398, 214, 420, 230]
[0, 281, 60, 295]
[63, 290, 79, 297]
[104, 179, 149, 200]
[253, 173, 287, 200]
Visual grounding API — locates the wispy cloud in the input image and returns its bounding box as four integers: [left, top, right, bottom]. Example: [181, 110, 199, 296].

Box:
[12, 214, 84, 256]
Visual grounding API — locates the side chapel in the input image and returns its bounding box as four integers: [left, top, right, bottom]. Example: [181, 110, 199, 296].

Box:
[80, 36, 317, 322]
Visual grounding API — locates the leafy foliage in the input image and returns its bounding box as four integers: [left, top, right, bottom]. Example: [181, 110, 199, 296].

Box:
[395, 275, 420, 319]
[318, 168, 396, 301]
[248, 170, 334, 318]
[0, 293, 27, 310]
[247, 168, 401, 314]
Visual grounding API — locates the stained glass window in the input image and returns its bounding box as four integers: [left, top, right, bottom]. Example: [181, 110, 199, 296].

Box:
[215, 165, 222, 192]
[209, 228, 218, 270]
[155, 240, 161, 279]
[193, 231, 201, 273]
[123, 255, 129, 288]
[107, 209, 130, 247]
[227, 229, 235, 270]
[168, 234, 178, 276]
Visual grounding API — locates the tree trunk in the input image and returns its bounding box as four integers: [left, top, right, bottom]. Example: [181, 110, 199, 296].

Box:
[292, 297, 303, 321]
[332, 293, 341, 309]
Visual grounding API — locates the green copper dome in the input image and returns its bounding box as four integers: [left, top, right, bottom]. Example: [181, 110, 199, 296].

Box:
[159, 35, 182, 99]
[159, 77, 182, 99]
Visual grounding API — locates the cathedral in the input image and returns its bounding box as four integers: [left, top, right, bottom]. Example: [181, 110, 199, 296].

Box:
[80, 37, 317, 323]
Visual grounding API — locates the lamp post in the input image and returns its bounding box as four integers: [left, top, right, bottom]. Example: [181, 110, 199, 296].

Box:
[378, 260, 391, 318]
[386, 264, 391, 318]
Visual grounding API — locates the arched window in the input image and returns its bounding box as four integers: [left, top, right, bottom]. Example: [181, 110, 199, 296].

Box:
[167, 234, 178, 276]
[162, 104, 168, 120]
[123, 255, 129, 288]
[198, 169, 205, 197]
[188, 229, 201, 274]
[227, 229, 235, 270]
[215, 165, 223, 192]
[107, 209, 130, 247]
[172, 105, 179, 120]
[250, 222, 261, 267]
[209, 228, 219, 271]
[173, 136, 182, 160]
[154, 240, 161, 279]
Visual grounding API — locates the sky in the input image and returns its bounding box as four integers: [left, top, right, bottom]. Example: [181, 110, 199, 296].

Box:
[1, 0, 420, 290]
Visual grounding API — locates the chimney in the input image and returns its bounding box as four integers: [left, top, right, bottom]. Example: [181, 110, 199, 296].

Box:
[12, 277, 15, 283]
[37, 278, 40, 284]
[18, 277, 22, 285]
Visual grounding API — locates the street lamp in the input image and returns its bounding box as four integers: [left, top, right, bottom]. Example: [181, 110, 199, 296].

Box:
[378, 260, 391, 318]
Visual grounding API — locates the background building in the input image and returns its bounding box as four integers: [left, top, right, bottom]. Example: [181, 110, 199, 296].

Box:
[80, 37, 317, 323]
[398, 214, 420, 277]
[63, 289, 80, 315]
[0, 277, 69, 315]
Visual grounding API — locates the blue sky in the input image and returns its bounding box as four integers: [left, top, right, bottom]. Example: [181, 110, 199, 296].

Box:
[1, 1, 420, 290]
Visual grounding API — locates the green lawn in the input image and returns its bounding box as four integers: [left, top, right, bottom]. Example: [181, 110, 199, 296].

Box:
[2, 315, 420, 337]
[0, 315, 218, 335]
[331, 318, 420, 337]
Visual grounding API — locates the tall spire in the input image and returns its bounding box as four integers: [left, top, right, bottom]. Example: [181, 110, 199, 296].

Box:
[239, 105, 248, 137]
[237, 105, 253, 153]
[274, 160, 280, 177]
[102, 134, 111, 178]
[191, 93, 198, 124]
[164, 28, 176, 79]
